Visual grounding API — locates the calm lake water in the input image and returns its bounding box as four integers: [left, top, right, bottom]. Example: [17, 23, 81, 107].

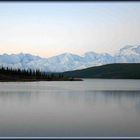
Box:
[0, 79, 140, 137]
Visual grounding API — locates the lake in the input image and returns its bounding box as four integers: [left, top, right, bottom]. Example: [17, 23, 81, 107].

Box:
[0, 79, 140, 137]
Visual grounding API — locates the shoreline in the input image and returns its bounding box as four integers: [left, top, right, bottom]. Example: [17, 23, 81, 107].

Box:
[0, 78, 83, 82]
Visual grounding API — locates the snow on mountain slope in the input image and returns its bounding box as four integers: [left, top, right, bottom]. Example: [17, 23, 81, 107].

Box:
[46, 53, 84, 72]
[0, 53, 43, 70]
[115, 45, 140, 63]
[0, 45, 140, 72]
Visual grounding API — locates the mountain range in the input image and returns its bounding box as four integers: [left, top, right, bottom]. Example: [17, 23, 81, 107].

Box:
[0, 45, 140, 72]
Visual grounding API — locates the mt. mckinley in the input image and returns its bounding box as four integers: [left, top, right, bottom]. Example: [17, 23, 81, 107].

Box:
[0, 45, 140, 72]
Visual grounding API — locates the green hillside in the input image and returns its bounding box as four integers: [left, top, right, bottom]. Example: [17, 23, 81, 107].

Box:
[63, 63, 140, 79]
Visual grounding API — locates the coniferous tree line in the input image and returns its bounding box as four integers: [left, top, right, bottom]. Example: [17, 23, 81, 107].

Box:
[0, 66, 64, 80]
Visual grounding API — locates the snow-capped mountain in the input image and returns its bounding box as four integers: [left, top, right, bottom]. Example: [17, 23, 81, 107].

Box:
[0, 53, 42, 70]
[114, 45, 140, 63]
[0, 45, 140, 72]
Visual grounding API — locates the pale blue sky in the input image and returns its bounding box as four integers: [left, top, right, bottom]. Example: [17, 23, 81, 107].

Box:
[0, 2, 140, 57]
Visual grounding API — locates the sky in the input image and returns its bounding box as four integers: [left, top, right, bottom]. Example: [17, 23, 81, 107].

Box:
[0, 2, 140, 57]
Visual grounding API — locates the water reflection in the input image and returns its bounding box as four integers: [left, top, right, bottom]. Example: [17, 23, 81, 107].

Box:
[0, 87, 140, 109]
[46, 90, 140, 105]
[0, 91, 39, 103]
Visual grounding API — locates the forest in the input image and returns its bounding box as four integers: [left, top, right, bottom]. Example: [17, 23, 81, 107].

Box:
[0, 66, 69, 81]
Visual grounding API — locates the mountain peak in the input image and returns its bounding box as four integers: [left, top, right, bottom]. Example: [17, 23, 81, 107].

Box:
[84, 51, 97, 55]
[117, 44, 140, 56]
[62, 52, 74, 56]
[120, 45, 133, 51]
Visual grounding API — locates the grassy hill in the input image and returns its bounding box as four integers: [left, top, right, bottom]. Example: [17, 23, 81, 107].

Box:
[63, 63, 140, 79]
